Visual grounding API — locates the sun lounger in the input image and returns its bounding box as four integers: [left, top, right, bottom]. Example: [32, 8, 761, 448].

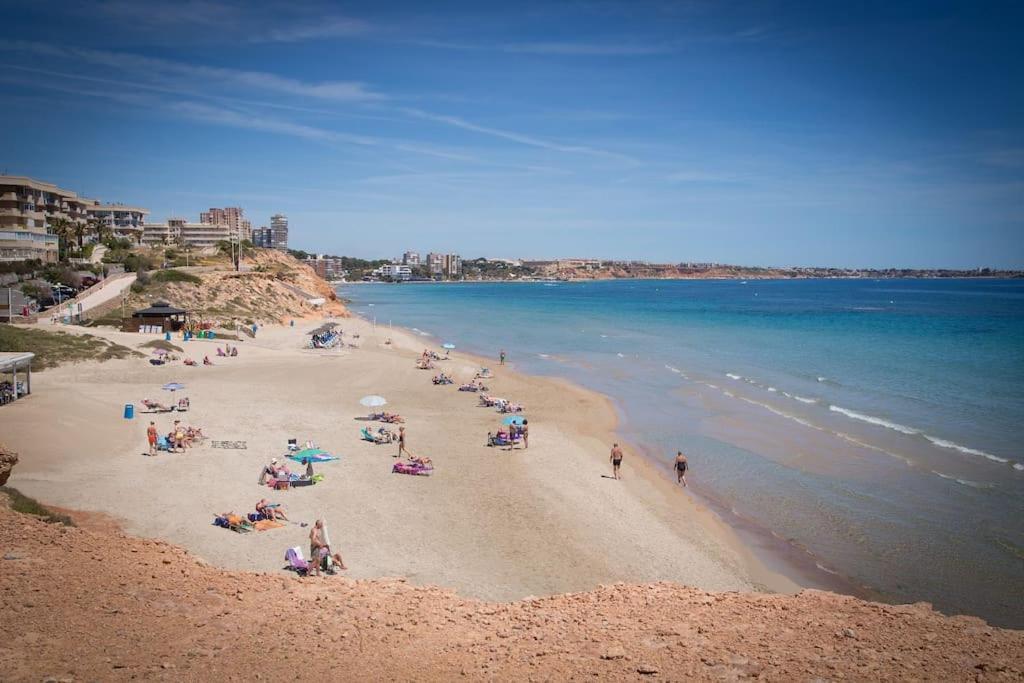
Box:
[392, 461, 433, 476]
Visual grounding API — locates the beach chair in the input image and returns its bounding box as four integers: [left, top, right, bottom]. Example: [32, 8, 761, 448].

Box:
[285, 547, 310, 575]
[176, 398, 190, 412]
[273, 477, 290, 491]
[361, 427, 377, 442]
[287, 438, 299, 452]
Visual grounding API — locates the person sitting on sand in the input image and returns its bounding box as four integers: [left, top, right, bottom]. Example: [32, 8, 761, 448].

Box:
[309, 519, 347, 575]
[203, 355, 213, 366]
[173, 420, 187, 452]
[256, 499, 288, 522]
[259, 458, 279, 485]
[230, 346, 238, 357]
[184, 358, 197, 366]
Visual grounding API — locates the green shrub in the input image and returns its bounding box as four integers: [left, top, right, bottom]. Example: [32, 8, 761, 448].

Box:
[151, 269, 201, 285]
[1, 487, 75, 526]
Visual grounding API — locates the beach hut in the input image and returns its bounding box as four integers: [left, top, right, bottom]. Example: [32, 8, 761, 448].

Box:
[0, 352, 33, 405]
[126, 301, 188, 334]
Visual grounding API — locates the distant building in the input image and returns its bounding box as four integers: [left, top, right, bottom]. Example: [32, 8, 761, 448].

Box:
[84, 200, 150, 243]
[141, 218, 230, 250]
[0, 175, 85, 263]
[375, 263, 412, 281]
[200, 207, 251, 242]
[426, 252, 444, 277]
[269, 214, 288, 250]
[251, 226, 270, 248]
[305, 254, 346, 281]
[402, 250, 420, 266]
[443, 253, 462, 278]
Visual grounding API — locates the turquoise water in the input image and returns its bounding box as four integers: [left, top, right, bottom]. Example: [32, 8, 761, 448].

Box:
[338, 279, 1024, 627]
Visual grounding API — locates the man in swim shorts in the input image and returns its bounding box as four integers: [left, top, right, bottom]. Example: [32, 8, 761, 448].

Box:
[674, 450, 688, 487]
[147, 421, 158, 456]
[610, 443, 624, 480]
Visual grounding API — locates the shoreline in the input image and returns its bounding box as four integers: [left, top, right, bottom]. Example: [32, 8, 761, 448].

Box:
[2, 313, 797, 602]
[362, 310, 865, 601]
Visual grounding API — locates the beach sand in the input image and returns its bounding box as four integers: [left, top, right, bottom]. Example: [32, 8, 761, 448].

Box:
[1, 315, 798, 600]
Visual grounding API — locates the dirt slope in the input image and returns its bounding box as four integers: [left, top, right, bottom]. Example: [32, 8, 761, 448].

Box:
[1, 503, 1020, 682]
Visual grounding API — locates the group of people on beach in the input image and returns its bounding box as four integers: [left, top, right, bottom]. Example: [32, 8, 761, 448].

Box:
[608, 444, 688, 486]
[146, 419, 203, 455]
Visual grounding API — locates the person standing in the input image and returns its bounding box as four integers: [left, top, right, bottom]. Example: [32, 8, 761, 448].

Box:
[610, 443, 624, 480]
[146, 421, 158, 456]
[674, 451, 688, 487]
[397, 425, 410, 459]
[499, 349, 506, 365]
[521, 419, 529, 449]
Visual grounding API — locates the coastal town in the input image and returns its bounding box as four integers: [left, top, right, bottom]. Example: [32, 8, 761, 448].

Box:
[4, 172, 1021, 322]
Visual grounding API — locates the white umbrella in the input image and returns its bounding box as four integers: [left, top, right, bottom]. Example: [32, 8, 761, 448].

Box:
[359, 395, 387, 408]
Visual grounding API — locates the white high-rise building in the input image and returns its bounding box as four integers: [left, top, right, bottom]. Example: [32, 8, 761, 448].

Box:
[269, 213, 288, 250]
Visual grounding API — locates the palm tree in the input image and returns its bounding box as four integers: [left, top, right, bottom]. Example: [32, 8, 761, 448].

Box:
[91, 218, 113, 245]
[48, 217, 74, 261]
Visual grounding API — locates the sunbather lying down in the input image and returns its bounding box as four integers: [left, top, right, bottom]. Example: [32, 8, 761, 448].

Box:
[255, 499, 289, 521]
[369, 411, 404, 423]
[142, 398, 174, 412]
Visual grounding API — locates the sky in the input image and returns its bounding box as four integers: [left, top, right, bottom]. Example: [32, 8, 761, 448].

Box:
[0, 0, 1022, 268]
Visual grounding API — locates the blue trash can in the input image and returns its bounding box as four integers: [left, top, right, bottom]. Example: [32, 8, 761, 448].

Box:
[124, 403, 134, 419]
[165, 331, 171, 341]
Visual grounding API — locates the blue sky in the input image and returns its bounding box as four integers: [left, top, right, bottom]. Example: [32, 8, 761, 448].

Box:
[0, 0, 1021, 268]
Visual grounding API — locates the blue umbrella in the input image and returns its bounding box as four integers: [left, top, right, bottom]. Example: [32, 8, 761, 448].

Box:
[502, 416, 525, 426]
[162, 382, 186, 392]
[442, 342, 456, 350]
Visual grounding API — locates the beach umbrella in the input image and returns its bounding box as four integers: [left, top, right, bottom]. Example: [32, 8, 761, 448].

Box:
[442, 342, 456, 350]
[502, 416, 525, 426]
[162, 382, 186, 392]
[359, 395, 387, 408]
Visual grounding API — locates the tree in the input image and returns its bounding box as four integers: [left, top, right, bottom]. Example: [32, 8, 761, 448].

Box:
[48, 217, 74, 261]
[91, 218, 112, 245]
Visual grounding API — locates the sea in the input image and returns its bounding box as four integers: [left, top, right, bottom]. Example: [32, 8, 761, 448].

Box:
[337, 278, 1024, 628]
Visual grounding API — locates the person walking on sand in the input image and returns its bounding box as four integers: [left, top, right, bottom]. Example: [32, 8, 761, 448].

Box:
[146, 421, 158, 456]
[610, 443, 624, 480]
[397, 425, 410, 459]
[674, 451, 689, 487]
[499, 349, 506, 365]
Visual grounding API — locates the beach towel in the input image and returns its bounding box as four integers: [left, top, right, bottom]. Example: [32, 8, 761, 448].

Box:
[392, 461, 433, 476]
[252, 519, 285, 531]
[287, 448, 338, 464]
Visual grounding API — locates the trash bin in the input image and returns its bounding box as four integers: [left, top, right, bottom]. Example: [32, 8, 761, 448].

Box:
[124, 403, 134, 419]
[165, 331, 171, 341]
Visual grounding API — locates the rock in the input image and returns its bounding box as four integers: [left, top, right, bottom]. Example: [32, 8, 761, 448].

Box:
[637, 664, 659, 675]
[161, 662, 175, 669]
[601, 645, 626, 660]
[0, 443, 18, 486]
[842, 628, 857, 639]
[3, 552, 24, 560]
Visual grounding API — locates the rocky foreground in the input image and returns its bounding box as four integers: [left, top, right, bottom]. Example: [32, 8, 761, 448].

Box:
[0, 502, 1021, 681]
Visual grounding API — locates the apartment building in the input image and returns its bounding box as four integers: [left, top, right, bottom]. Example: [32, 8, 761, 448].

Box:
[426, 252, 444, 276]
[443, 253, 462, 278]
[200, 206, 252, 242]
[0, 175, 85, 262]
[84, 200, 150, 243]
[141, 218, 230, 250]
[304, 254, 346, 281]
[402, 250, 420, 266]
[269, 214, 288, 250]
[375, 263, 412, 281]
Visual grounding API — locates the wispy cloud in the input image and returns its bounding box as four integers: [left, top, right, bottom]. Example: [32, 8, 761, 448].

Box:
[412, 39, 676, 56]
[666, 171, 739, 183]
[401, 108, 638, 163]
[0, 40, 384, 102]
[92, 0, 370, 44]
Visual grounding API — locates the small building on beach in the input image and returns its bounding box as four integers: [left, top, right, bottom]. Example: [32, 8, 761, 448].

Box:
[126, 301, 187, 333]
[0, 351, 33, 405]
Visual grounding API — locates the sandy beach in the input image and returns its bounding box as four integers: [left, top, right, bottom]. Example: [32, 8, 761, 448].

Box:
[1, 314, 798, 601]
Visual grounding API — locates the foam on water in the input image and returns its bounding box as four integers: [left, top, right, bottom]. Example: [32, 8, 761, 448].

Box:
[925, 435, 1013, 466]
[829, 405, 920, 435]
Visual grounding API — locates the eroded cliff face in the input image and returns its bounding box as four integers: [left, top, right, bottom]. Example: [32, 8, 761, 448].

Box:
[0, 444, 17, 486]
[0, 500, 1021, 681]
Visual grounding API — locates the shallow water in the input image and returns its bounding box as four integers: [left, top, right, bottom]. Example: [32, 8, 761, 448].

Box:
[339, 278, 1024, 627]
